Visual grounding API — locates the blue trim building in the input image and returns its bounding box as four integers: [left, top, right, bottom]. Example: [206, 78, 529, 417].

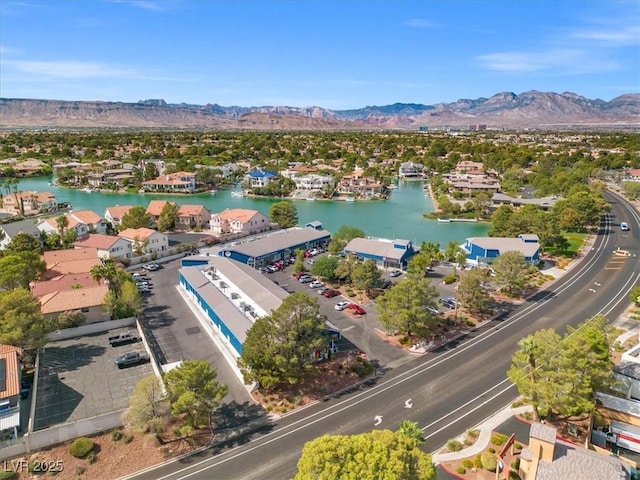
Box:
[463, 234, 540, 264]
[216, 222, 330, 268]
[246, 168, 278, 188]
[344, 237, 416, 269]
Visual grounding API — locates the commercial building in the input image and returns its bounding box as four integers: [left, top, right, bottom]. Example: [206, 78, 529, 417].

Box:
[344, 237, 417, 269]
[215, 222, 330, 268]
[463, 234, 541, 264]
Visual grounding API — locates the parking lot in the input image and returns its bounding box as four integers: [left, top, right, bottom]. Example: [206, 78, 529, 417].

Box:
[33, 328, 153, 430]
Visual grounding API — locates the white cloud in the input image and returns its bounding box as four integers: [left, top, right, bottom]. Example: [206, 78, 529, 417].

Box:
[405, 18, 439, 28]
[3, 60, 142, 79]
[571, 25, 640, 46]
[477, 49, 620, 75]
[0, 45, 23, 55]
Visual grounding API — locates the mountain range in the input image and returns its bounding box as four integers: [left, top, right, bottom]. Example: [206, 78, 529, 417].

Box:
[1, 91, 638, 130]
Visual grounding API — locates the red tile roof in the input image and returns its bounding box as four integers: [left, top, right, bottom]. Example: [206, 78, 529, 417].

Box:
[0, 345, 22, 400]
[74, 234, 121, 250]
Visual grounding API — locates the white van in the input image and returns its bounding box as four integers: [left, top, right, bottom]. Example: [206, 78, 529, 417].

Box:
[621, 222, 629, 231]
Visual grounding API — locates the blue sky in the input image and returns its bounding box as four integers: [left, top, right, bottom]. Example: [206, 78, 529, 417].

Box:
[1, 1, 638, 109]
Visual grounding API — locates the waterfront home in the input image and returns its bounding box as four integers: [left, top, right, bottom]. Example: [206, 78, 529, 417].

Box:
[177, 204, 211, 230]
[337, 169, 385, 199]
[38, 210, 107, 237]
[0, 219, 42, 250]
[141, 171, 196, 193]
[0, 344, 24, 439]
[463, 234, 540, 264]
[74, 233, 132, 260]
[290, 173, 333, 192]
[210, 208, 271, 236]
[491, 193, 560, 211]
[455, 160, 484, 175]
[68, 210, 108, 234]
[245, 168, 278, 189]
[344, 237, 416, 269]
[445, 174, 501, 195]
[118, 227, 168, 255]
[104, 205, 133, 226]
[13, 159, 48, 176]
[146, 200, 174, 225]
[398, 161, 424, 178]
[1, 190, 58, 215]
[87, 169, 135, 189]
[140, 159, 166, 175]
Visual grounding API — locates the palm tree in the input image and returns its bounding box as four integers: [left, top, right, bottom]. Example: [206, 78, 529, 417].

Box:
[90, 263, 105, 285]
[398, 420, 425, 445]
[132, 236, 148, 256]
[56, 215, 69, 236]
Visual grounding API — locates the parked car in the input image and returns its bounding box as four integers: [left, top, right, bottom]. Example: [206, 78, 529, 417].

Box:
[335, 301, 350, 311]
[132, 272, 148, 281]
[309, 280, 324, 289]
[389, 269, 402, 277]
[349, 305, 366, 315]
[323, 289, 340, 298]
[299, 276, 315, 284]
[307, 259, 316, 265]
[317, 287, 329, 295]
[108, 332, 139, 347]
[142, 263, 160, 271]
[115, 351, 149, 368]
[426, 306, 441, 316]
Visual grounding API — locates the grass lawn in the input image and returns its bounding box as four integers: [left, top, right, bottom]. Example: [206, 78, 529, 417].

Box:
[546, 231, 587, 258]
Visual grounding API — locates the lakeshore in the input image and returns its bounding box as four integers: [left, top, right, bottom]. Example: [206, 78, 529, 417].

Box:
[12, 176, 489, 245]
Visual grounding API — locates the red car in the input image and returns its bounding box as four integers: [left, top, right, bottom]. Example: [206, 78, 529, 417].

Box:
[322, 289, 340, 298]
[353, 306, 366, 315]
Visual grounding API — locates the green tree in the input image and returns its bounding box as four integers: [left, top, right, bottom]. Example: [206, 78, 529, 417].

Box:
[293, 249, 305, 275]
[407, 251, 434, 277]
[335, 255, 358, 283]
[269, 201, 298, 228]
[127, 376, 170, 434]
[0, 289, 51, 350]
[351, 259, 382, 294]
[120, 205, 152, 230]
[443, 241, 461, 262]
[6, 232, 42, 254]
[157, 202, 179, 232]
[492, 251, 536, 296]
[132, 235, 149, 256]
[630, 286, 640, 306]
[164, 360, 228, 429]
[239, 292, 329, 390]
[56, 310, 87, 329]
[295, 429, 435, 480]
[143, 162, 158, 181]
[398, 420, 426, 445]
[56, 215, 69, 236]
[0, 252, 46, 290]
[457, 268, 492, 315]
[62, 229, 77, 248]
[310, 256, 339, 281]
[328, 225, 366, 254]
[43, 232, 63, 250]
[376, 275, 439, 337]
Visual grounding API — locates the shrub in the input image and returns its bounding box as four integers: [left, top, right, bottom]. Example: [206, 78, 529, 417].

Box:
[111, 429, 123, 441]
[345, 288, 354, 297]
[69, 437, 94, 458]
[86, 451, 96, 464]
[474, 454, 483, 468]
[447, 439, 463, 452]
[0, 471, 17, 480]
[491, 432, 508, 446]
[456, 467, 466, 475]
[74, 467, 85, 476]
[443, 273, 458, 284]
[466, 320, 475, 327]
[488, 447, 495, 453]
[399, 336, 411, 346]
[511, 458, 520, 470]
[467, 428, 479, 438]
[462, 459, 473, 469]
[122, 433, 134, 444]
[481, 452, 497, 472]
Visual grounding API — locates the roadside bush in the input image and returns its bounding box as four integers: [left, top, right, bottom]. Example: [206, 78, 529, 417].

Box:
[111, 429, 123, 441]
[443, 273, 458, 284]
[488, 447, 495, 453]
[466, 320, 475, 327]
[122, 433, 134, 444]
[467, 429, 479, 439]
[69, 437, 94, 458]
[74, 467, 85, 476]
[345, 288, 354, 297]
[491, 432, 508, 446]
[515, 442, 523, 450]
[481, 452, 497, 472]
[0, 470, 17, 480]
[86, 451, 96, 464]
[399, 336, 411, 346]
[446, 439, 462, 452]
[456, 467, 466, 474]
[474, 454, 483, 468]
[462, 459, 473, 469]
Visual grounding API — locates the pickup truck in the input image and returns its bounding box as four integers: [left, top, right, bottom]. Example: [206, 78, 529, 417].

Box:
[108, 332, 139, 347]
[115, 351, 149, 368]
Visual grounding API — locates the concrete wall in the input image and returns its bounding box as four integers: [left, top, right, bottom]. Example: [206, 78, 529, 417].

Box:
[47, 317, 136, 341]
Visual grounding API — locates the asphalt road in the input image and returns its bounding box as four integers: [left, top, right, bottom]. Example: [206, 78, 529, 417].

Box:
[124, 190, 640, 480]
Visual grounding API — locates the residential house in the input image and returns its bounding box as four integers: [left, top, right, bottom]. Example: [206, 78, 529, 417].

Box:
[146, 200, 175, 226]
[337, 169, 385, 199]
[290, 174, 333, 192]
[177, 204, 210, 230]
[210, 208, 271, 236]
[463, 234, 541, 264]
[118, 228, 168, 256]
[140, 159, 166, 175]
[520, 421, 630, 480]
[104, 205, 133, 227]
[87, 169, 135, 188]
[37, 210, 107, 238]
[445, 174, 501, 194]
[2, 191, 57, 215]
[31, 272, 104, 297]
[13, 159, 48, 176]
[491, 193, 560, 211]
[141, 171, 196, 193]
[344, 237, 416, 269]
[74, 234, 132, 260]
[245, 168, 278, 189]
[41, 247, 102, 280]
[67, 210, 107, 234]
[0, 219, 42, 250]
[0, 345, 23, 438]
[623, 168, 640, 182]
[398, 161, 424, 178]
[39, 285, 110, 324]
[455, 161, 484, 175]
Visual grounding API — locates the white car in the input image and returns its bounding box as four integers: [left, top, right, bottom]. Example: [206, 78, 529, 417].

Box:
[142, 263, 160, 271]
[335, 301, 350, 311]
[389, 269, 402, 277]
[309, 281, 324, 289]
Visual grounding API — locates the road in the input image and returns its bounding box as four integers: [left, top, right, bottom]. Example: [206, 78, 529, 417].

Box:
[125, 190, 640, 480]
